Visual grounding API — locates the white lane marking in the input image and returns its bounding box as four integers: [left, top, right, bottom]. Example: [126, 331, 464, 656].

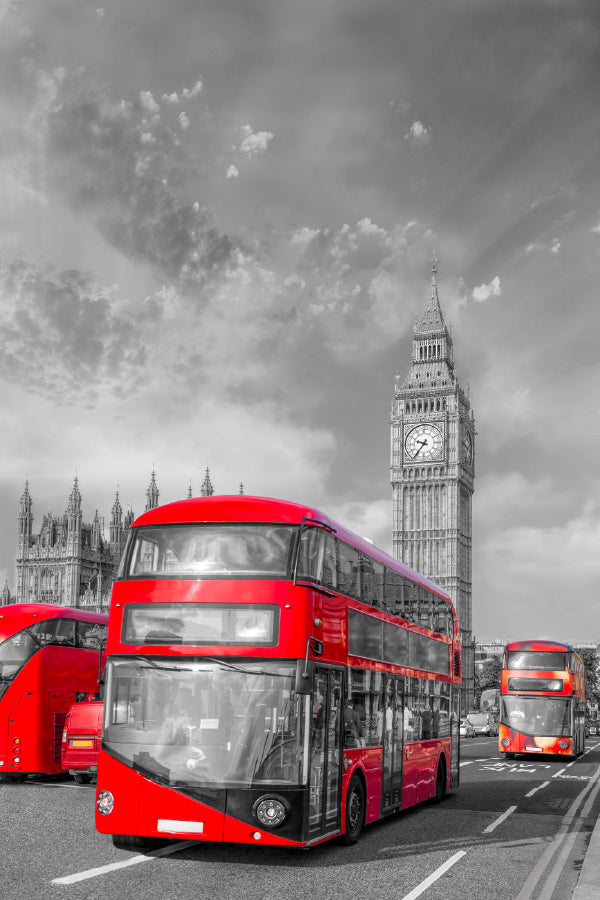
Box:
[400, 851, 466, 900]
[459, 761, 473, 767]
[515, 754, 600, 900]
[482, 805, 518, 834]
[51, 840, 196, 884]
[525, 781, 550, 798]
[552, 768, 566, 779]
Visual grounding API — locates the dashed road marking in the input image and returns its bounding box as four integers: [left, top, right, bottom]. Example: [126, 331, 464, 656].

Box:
[482, 805, 518, 834]
[400, 851, 467, 900]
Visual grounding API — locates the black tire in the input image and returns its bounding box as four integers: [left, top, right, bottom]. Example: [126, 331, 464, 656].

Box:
[112, 834, 167, 852]
[434, 758, 446, 803]
[343, 775, 365, 845]
[73, 773, 93, 785]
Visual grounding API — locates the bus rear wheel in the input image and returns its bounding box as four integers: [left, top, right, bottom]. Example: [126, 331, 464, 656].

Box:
[434, 758, 446, 803]
[112, 834, 167, 852]
[343, 775, 365, 845]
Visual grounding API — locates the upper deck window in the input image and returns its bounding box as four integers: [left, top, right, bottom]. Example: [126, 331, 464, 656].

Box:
[122, 524, 297, 580]
[507, 651, 567, 671]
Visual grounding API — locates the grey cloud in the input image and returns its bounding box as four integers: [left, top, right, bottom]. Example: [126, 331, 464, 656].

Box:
[45, 78, 236, 291]
[0, 258, 147, 402]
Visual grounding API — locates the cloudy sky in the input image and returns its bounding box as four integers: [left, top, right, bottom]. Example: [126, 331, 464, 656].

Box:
[1, 0, 599, 642]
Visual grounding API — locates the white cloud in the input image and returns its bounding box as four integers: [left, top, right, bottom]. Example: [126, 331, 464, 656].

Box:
[139, 91, 160, 115]
[182, 80, 204, 100]
[238, 124, 274, 157]
[291, 226, 320, 246]
[226, 165, 239, 179]
[472, 276, 501, 302]
[405, 120, 431, 146]
[162, 92, 179, 105]
[356, 217, 388, 239]
[178, 111, 190, 131]
[591, 223, 600, 235]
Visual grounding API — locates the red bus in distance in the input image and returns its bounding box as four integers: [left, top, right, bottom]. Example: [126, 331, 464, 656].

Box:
[499, 639, 586, 758]
[0, 604, 108, 781]
[95, 495, 462, 849]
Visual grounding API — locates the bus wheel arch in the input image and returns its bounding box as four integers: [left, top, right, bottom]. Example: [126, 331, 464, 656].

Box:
[434, 754, 447, 803]
[112, 834, 168, 852]
[343, 772, 366, 845]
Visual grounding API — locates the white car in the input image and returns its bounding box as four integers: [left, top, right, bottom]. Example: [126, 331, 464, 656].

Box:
[466, 712, 498, 736]
[459, 718, 476, 738]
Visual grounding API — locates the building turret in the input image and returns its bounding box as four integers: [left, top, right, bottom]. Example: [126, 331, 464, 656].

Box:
[145, 471, 159, 511]
[18, 480, 33, 550]
[200, 468, 214, 497]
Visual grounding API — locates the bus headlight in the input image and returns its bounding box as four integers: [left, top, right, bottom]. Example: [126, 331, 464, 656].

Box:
[558, 740, 570, 750]
[253, 796, 288, 828]
[96, 790, 114, 815]
[501, 737, 510, 747]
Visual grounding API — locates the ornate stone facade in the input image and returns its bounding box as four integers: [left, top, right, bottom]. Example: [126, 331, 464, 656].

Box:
[391, 256, 475, 708]
[10, 467, 225, 611]
[15, 477, 136, 611]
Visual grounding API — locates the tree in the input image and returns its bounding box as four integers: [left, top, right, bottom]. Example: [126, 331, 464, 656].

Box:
[474, 656, 502, 710]
[575, 647, 600, 705]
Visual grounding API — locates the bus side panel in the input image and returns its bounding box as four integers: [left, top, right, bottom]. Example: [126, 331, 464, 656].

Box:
[42, 646, 101, 694]
[417, 740, 445, 803]
[358, 747, 382, 824]
[7, 689, 53, 774]
[95, 750, 142, 836]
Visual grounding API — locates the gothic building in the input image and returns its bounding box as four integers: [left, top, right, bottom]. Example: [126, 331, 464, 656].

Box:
[12, 467, 221, 612]
[391, 256, 475, 707]
[15, 477, 134, 611]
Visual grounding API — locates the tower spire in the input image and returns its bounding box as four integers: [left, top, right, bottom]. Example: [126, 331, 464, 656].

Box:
[415, 250, 446, 335]
[200, 468, 214, 497]
[145, 470, 159, 511]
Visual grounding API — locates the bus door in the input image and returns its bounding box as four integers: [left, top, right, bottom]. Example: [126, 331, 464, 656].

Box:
[381, 676, 405, 812]
[307, 667, 342, 840]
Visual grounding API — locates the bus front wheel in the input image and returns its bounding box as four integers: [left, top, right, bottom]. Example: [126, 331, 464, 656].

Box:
[343, 775, 365, 845]
[112, 834, 167, 852]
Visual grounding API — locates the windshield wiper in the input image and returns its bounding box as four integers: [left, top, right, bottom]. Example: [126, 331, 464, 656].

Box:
[127, 654, 288, 678]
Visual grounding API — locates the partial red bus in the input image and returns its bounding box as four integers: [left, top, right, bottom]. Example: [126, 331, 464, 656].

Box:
[499, 639, 586, 758]
[61, 700, 104, 784]
[95, 496, 462, 850]
[0, 603, 108, 781]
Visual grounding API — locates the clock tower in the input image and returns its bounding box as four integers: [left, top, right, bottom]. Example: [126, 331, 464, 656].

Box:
[391, 255, 475, 708]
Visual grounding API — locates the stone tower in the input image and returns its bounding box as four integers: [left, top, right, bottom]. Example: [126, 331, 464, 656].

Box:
[391, 255, 475, 707]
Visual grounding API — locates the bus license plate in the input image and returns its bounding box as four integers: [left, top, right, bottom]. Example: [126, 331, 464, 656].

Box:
[70, 740, 94, 748]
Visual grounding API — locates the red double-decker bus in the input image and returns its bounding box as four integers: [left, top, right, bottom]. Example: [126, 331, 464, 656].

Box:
[95, 496, 461, 849]
[0, 603, 108, 781]
[499, 639, 586, 759]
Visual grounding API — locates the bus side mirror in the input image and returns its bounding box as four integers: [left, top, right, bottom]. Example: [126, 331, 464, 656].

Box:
[295, 659, 313, 694]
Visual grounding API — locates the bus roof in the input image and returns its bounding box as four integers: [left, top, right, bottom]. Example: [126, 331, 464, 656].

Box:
[131, 495, 452, 602]
[0, 603, 108, 640]
[504, 639, 575, 653]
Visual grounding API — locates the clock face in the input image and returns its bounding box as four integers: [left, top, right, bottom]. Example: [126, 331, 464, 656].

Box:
[462, 429, 473, 464]
[404, 424, 444, 461]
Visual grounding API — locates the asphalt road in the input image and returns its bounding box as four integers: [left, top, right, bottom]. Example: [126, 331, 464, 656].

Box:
[2, 737, 600, 900]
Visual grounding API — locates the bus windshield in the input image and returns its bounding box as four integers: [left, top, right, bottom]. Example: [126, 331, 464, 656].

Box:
[501, 696, 571, 737]
[103, 658, 308, 789]
[0, 630, 39, 698]
[123, 524, 298, 579]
